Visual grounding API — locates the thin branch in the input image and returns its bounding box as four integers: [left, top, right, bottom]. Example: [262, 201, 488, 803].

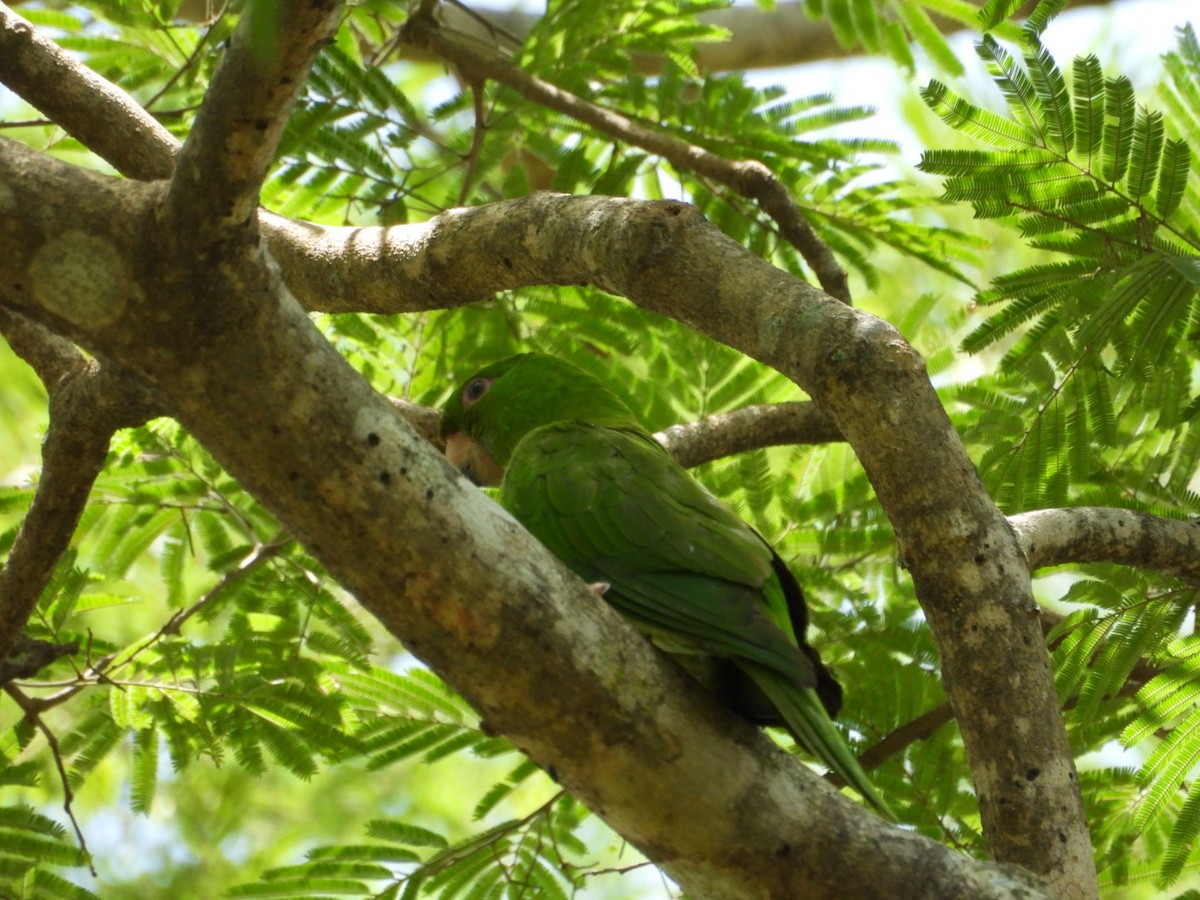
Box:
[411, 0, 1119, 75]
[835, 606, 1168, 783]
[0, 305, 85, 387]
[856, 703, 956, 776]
[162, 0, 343, 241]
[143, 7, 226, 111]
[3, 682, 95, 875]
[397, 12, 852, 303]
[0, 5, 177, 180]
[398, 394, 840, 464]
[0, 310, 160, 673]
[6, 534, 294, 709]
[159, 532, 291, 636]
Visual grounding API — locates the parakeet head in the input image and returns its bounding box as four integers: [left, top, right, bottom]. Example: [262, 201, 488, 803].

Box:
[440, 353, 644, 485]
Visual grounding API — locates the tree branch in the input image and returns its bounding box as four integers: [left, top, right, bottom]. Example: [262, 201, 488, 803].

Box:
[0, 308, 160, 671]
[4, 682, 94, 872]
[1013, 507, 1200, 580]
[409, 0, 1120, 75]
[270, 193, 1090, 894]
[0, 4, 176, 180]
[162, 0, 342, 239]
[397, 10, 851, 303]
[656, 401, 843, 467]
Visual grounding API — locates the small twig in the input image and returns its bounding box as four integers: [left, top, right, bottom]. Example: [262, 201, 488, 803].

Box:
[828, 606, 1168, 787]
[4, 683, 96, 875]
[143, 8, 225, 111]
[458, 78, 489, 205]
[581, 859, 657, 879]
[141, 531, 292, 647]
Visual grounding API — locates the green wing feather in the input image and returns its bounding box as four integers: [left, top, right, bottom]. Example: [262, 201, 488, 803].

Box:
[502, 422, 892, 817]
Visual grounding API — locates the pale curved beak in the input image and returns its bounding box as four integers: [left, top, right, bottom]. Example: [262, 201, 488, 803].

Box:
[444, 432, 505, 487]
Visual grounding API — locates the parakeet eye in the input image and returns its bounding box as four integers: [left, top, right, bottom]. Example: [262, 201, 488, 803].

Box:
[462, 377, 493, 406]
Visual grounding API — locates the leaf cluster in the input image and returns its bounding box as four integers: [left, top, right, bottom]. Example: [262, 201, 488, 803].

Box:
[921, 22, 1200, 888]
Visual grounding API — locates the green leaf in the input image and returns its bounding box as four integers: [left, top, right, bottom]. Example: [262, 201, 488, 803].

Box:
[1023, 29, 1073, 153]
[1101, 76, 1136, 184]
[366, 821, 449, 850]
[1154, 138, 1191, 217]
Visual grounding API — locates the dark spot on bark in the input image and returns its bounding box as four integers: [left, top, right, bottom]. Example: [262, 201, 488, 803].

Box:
[271, 424, 282, 436]
[478, 718, 497, 737]
[775, 843, 792, 859]
[974, 553, 986, 564]
[379, 471, 391, 485]
[255, 118, 269, 131]
[426, 487, 435, 500]
[1026, 768, 1040, 781]
[502, 256, 513, 269]
[367, 432, 381, 446]
[400, 467, 408, 477]
[288, 471, 300, 481]
[547, 765, 559, 783]
[1058, 830, 1068, 843]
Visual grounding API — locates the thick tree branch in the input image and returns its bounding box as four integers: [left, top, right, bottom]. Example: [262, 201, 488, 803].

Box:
[1013, 507, 1200, 581]
[397, 10, 852, 304]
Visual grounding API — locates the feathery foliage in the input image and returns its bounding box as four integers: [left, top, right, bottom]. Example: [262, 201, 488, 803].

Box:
[922, 22, 1200, 888]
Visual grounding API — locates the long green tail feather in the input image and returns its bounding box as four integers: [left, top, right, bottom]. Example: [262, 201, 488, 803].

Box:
[748, 665, 894, 819]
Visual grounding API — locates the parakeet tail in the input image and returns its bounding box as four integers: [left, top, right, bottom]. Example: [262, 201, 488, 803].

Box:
[746, 664, 894, 819]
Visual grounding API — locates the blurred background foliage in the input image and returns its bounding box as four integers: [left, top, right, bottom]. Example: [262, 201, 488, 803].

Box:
[1, 0, 1199, 897]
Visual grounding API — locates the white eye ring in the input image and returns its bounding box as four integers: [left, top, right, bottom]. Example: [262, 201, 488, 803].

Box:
[463, 377, 492, 406]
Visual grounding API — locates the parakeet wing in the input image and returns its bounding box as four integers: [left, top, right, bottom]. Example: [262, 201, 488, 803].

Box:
[501, 421, 818, 693]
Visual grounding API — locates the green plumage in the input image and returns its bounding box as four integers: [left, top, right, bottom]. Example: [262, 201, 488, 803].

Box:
[441, 353, 889, 815]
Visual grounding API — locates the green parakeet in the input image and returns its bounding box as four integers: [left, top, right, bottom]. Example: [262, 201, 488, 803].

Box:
[441, 352, 889, 815]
